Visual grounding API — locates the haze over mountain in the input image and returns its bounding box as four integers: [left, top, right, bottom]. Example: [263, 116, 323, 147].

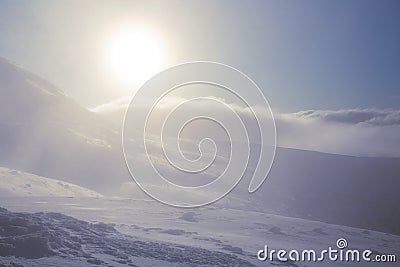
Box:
[0, 57, 130, 194]
[0, 57, 399, 236]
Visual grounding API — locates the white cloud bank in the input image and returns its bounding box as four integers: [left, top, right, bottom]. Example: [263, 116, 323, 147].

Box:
[90, 95, 132, 114]
[92, 97, 400, 157]
[277, 109, 400, 157]
[293, 109, 400, 126]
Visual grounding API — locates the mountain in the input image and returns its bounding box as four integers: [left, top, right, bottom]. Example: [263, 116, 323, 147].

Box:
[0, 57, 398, 236]
[0, 57, 130, 194]
[221, 147, 400, 235]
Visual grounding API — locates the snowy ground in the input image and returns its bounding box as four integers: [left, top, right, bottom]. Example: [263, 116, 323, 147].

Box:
[1, 195, 399, 267]
[0, 167, 398, 266]
[0, 206, 255, 267]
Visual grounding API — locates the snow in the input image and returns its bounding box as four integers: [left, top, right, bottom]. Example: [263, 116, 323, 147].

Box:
[0, 193, 399, 266]
[0, 57, 399, 234]
[0, 57, 398, 266]
[0, 206, 255, 266]
[0, 167, 102, 198]
[0, 57, 129, 194]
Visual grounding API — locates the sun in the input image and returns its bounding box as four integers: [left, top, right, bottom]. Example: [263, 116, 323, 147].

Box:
[108, 29, 163, 85]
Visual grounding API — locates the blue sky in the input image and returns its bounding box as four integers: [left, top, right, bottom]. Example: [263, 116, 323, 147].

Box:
[0, 0, 399, 111]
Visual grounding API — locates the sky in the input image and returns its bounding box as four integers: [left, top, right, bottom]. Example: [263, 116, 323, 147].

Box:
[0, 0, 399, 112]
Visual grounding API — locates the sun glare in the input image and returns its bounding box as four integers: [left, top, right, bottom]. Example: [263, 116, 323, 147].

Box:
[109, 29, 163, 85]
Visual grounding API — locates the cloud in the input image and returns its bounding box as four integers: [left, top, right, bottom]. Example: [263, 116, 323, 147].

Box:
[276, 110, 400, 157]
[294, 109, 400, 126]
[90, 96, 131, 114]
[92, 97, 400, 157]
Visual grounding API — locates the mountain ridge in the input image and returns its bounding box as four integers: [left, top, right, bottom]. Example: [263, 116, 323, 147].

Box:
[0, 57, 399, 235]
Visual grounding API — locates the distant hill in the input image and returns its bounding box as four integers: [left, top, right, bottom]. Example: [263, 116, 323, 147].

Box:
[221, 147, 400, 235]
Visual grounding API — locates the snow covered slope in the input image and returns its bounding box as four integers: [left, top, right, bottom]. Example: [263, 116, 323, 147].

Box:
[119, 145, 400, 235]
[0, 167, 102, 197]
[220, 147, 400, 235]
[0, 197, 398, 267]
[0, 57, 130, 193]
[0, 56, 398, 237]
